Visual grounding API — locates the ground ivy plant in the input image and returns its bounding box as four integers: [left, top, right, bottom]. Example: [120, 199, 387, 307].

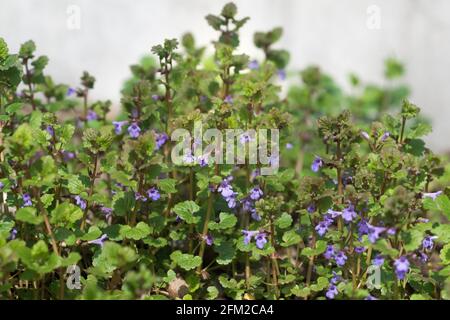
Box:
[0, 3, 449, 300]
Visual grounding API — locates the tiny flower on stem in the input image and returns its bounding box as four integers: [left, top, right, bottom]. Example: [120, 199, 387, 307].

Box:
[394, 256, 410, 280]
[311, 156, 324, 172]
[128, 123, 141, 139]
[146, 187, 160, 201]
[22, 193, 32, 207]
[112, 121, 127, 135]
[422, 191, 442, 200]
[88, 234, 108, 248]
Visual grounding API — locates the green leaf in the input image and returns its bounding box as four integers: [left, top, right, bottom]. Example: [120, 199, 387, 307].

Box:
[143, 237, 168, 248]
[408, 123, 432, 139]
[5, 102, 24, 114]
[221, 2, 237, 19]
[93, 242, 137, 272]
[60, 252, 82, 267]
[208, 212, 237, 230]
[80, 226, 102, 241]
[214, 240, 236, 265]
[0, 37, 8, 60]
[440, 244, 450, 265]
[275, 212, 292, 229]
[40, 194, 54, 208]
[424, 195, 450, 219]
[401, 229, 423, 251]
[67, 175, 86, 195]
[280, 230, 301, 247]
[50, 202, 83, 225]
[15, 207, 43, 225]
[170, 250, 202, 271]
[120, 222, 151, 240]
[301, 240, 327, 257]
[207, 286, 219, 300]
[158, 179, 177, 194]
[113, 191, 136, 217]
[173, 201, 200, 224]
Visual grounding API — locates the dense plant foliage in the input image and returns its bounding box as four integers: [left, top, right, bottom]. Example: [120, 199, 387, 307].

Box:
[1, 3, 450, 300]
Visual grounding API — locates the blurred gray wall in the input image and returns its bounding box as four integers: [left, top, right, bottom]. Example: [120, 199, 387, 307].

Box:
[1, 0, 449, 152]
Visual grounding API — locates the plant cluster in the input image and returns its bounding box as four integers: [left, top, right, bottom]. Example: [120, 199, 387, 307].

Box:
[0, 3, 449, 300]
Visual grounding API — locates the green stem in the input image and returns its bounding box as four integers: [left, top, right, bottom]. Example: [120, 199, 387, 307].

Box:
[197, 191, 214, 273]
[80, 153, 98, 231]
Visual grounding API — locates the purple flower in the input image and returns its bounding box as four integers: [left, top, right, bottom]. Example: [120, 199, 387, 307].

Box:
[331, 271, 341, 284]
[100, 206, 113, 219]
[324, 245, 335, 260]
[315, 221, 329, 237]
[112, 121, 127, 135]
[326, 285, 338, 299]
[87, 110, 98, 121]
[251, 210, 261, 221]
[226, 194, 238, 208]
[255, 232, 268, 249]
[74, 195, 87, 210]
[422, 191, 442, 200]
[0, 182, 4, 190]
[277, 69, 286, 81]
[394, 256, 410, 280]
[224, 95, 233, 104]
[146, 187, 160, 201]
[335, 251, 347, 267]
[342, 204, 357, 223]
[355, 246, 366, 254]
[198, 154, 209, 167]
[248, 60, 259, 70]
[372, 254, 384, 266]
[323, 214, 334, 226]
[218, 178, 234, 198]
[361, 131, 370, 140]
[88, 234, 108, 248]
[367, 224, 387, 243]
[135, 192, 147, 202]
[8, 228, 18, 241]
[380, 132, 390, 142]
[183, 151, 195, 164]
[286, 143, 293, 150]
[203, 234, 214, 246]
[239, 132, 253, 144]
[387, 228, 396, 235]
[241, 198, 253, 212]
[242, 230, 258, 245]
[151, 94, 160, 101]
[327, 208, 341, 219]
[22, 193, 32, 207]
[418, 252, 428, 263]
[62, 151, 75, 161]
[422, 236, 437, 251]
[155, 132, 168, 150]
[250, 169, 261, 182]
[311, 156, 324, 172]
[365, 295, 378, 300]
[358, 219, 369, 236]
[46, 125, 55, 136]
[249, 186, 263, 201]
[67, 87, 76, 96]
[307, 203, 316, 213]
[128, 123, 141, 139]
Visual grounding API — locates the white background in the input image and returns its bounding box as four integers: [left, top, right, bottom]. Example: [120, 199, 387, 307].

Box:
[1, 0, 449, 152]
